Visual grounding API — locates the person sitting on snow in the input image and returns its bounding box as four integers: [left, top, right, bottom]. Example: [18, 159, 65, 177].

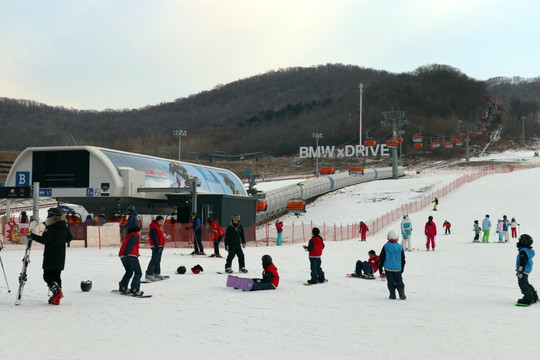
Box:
[351, 250, 384, 278]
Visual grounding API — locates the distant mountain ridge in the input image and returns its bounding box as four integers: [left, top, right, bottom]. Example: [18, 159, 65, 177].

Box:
[1, 64, 539, 157]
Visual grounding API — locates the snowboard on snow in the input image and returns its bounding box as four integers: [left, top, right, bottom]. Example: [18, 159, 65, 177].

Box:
[111, 290, 152, 298]
[141, 275, 170, 284]
[303, 279, 329, 286]
[346, 273, 376, 279]
[226, 275, 253, 291]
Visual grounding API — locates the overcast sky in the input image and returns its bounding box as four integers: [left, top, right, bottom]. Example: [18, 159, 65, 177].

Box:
[1, 0, 538, 110]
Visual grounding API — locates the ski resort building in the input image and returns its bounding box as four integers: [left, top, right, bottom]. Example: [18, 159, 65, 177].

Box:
[4, 146, 255, 225]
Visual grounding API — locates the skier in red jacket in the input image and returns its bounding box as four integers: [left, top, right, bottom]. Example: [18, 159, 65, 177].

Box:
[207, 217, 225, 257]
[425, 216, 437, 251]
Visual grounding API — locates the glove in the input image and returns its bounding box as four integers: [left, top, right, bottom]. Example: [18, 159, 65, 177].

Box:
[517, 266, 524, 278]
[225, 246, 229, 251]
[242, 243, 246, 249]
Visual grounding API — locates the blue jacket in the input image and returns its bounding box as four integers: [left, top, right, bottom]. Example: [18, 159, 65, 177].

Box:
[502, 219, 510, 231]
[516, 247, 535, 274]
[482, 217, 491, 230]
[379, 241, 406, 272]
[401, 217, 412, 239]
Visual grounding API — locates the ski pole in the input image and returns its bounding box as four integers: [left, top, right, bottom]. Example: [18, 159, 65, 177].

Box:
[0, 252, 11, 293]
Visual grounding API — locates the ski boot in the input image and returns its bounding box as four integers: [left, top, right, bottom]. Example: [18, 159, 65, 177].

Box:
[48, 282, 63, 305]
[131, 288, 144, 297]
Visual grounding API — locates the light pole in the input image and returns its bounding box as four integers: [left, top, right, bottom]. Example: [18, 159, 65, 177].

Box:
[312, 132, 323, 177]
[173, 130, 187, 161]
[359, 83, 363, 147]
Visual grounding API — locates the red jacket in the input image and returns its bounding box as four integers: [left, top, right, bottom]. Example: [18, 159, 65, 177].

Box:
[275, 221, 283, 234]
[360, 223, 369, 235]
[149, 220, 166, 247]
[443, 221, 451, 228]
[368, 255, 380, 273]
[119, 232, 140, 257]
[263, 263, 280, 288]
[209, 220, 225, 239]
[307, 235, 325, 257]
[425, 221, 437, 236]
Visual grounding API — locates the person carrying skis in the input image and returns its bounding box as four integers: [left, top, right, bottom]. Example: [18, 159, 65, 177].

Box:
[473, 220, 481, 242]
[400, 215, 412, 251]
[29, 207, 73, 305]
[443, 220, 451, 235]
[119, 225, 144, 296]
[359, 221, 369, 241]
[425, 215, 437, 251]
[207, 217, 225, 257]
[275, 220, 284, 246]
[515, 234, 538, 306]
[510, 217, 520, 239]
[482, 214, 492, 243]
[351, 250, 382, 278]
[379, 230, 406, 300]
[303, 227, 325, 284]
[186, 212, 204, 255]
[145, 216, 166, 281]
[224, 214, 247, 273]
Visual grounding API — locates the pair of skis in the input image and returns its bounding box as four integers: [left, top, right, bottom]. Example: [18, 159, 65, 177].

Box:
[15, 219, 38, 305]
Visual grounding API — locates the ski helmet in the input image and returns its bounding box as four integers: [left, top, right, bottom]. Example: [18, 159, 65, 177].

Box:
[517, 234, 533, 248]
[80, 280, 92, 292]
[262, 254, 272, 266]
[191, 264, 203, 274]
[387, 229, 399, 242]
[177, 266, 187, 274]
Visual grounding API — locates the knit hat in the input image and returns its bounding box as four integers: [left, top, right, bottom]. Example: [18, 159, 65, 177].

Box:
[387, 230, 399, 242]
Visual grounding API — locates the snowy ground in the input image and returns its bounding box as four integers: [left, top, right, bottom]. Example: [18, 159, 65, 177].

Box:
[1, 148, 540, 360]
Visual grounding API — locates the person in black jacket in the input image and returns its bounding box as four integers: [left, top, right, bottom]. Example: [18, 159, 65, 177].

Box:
[224, 214, 247, 273]
[30, 207, 73, 305]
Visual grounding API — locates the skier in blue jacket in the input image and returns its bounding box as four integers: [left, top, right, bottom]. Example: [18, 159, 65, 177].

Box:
[515, 234, 538, 306]
[379, 230, 406, 300]
[400, 215, 413, 251]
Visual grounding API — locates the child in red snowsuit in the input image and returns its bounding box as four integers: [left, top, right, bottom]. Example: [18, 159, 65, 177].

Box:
[425, 216, 437, 251]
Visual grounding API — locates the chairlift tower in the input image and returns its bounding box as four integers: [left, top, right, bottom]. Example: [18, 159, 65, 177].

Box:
[380, 110, 408, 179]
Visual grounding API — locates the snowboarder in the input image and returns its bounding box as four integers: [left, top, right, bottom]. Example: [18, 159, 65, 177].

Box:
[186, 212, 204, 255]
[29, 207, 73, 305]
[400, 215, 412, 251]
[432, 197, 438, 211]
[207, 217, 225, 257]
[351, 250, 381, 278]
[118, 225, 144, 296]
[515, 234, 538, 306]
[228, 255, 280, 291]
[425, 215, 437, 251]
[482, 214, 491, 243]
[359, 221, 369, 241]
[510, 217, 520, 239]
[145, 216, 166, 281]
[275, 219, 283, 246]
[502, 215, 510, 242]
[473, 220, 481, 242]
[224, 214, 247, 273]
[303, 227, 325, 284]
[379, 230, 406, 300]
[443, 220, 451, 235]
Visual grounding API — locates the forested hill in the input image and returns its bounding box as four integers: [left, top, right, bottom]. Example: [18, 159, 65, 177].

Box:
[1, 64, 539, 157]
